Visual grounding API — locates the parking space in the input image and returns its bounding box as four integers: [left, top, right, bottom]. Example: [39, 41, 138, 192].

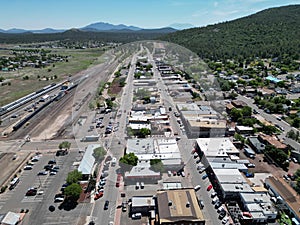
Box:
[0, 151, 79, 213]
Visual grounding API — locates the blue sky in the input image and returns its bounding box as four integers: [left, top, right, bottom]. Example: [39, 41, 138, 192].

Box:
[1, 0, 299, 29]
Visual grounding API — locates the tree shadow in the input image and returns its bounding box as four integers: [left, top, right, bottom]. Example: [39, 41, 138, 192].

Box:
[58, 199, 78, 211]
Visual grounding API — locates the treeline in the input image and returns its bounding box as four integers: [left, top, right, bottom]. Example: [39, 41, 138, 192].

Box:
[159, 5, 300, 60]
[0, 29, 172, 44]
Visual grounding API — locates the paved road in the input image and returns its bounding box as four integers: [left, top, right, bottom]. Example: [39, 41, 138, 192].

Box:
[237, 95, 300, 152]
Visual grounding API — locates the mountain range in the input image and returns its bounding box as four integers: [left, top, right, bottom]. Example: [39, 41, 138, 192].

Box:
[0, 22, 194, 34]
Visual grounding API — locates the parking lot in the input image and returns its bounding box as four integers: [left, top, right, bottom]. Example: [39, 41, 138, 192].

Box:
[0, 150, 92, 225]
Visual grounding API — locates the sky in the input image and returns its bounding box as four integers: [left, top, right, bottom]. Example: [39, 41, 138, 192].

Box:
[0, 0, 299, 30]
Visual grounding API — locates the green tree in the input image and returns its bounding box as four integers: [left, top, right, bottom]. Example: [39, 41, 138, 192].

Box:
[64, 183, 82, 200]
[59, 141, 71, 150]
[230, 108, 243, 121]
[137, 128, 151, 138]
[93, 147, 106, 162]
[120, 153, 138, 166]
[150, 159, 165, 173]
[292, 118, 300, 128]
[241, 106, 252, 117]
[66, 170, 82, 184]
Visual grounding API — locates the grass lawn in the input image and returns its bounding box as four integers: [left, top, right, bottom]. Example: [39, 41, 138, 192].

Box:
[0, 48, 104, 106]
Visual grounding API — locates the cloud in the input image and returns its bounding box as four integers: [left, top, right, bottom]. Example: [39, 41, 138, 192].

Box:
[212, 9, 240, 17]
[214, 2, 219, 7]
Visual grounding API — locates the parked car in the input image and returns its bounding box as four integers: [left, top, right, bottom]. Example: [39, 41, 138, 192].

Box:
[247, 163, 255, 168]
[207, 184, 213, 191]
[199, 200, 204, 209]
[54, 195, 64, 202]
[219, 210, 226, 219]
[24, 165, 33, 170]
[196, 159, 201, 164]
[48, 160, 56, 164]
[104, 200, 109, 210]
[215, 201, 222, 209]
[194, 185, 201, 191]
[44, 164, 53, 171]
[26, 188, 37, 196]
[211, 192, 217, 198]
[222, 217, 229, 224]
[38, 171, 48, 176]
[132, 213, 142, 219]
[202, 174, 208, 180]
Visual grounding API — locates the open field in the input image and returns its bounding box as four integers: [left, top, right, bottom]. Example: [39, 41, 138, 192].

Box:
[0, 48, 105, 106]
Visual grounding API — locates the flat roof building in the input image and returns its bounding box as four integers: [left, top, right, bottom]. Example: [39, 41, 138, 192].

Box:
[126, 138, 183, 169]
[156, 188, 205, 225]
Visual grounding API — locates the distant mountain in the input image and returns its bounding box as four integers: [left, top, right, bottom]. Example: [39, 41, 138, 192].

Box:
[81, 22, 141, 31]
[160, 5, 300, 60]
[168, 23, 195, 30]
[0, 28, 65, 34]
[31, 28, 65, 33]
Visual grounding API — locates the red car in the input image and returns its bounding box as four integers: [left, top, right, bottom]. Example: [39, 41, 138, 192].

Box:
[207, 184, 213, 191]
[94, 191, 103, 200]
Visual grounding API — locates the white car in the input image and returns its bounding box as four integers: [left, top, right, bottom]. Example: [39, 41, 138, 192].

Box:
[222, 216, 229, 224]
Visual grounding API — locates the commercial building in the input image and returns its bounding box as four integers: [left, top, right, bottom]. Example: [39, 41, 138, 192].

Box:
[77, 144, 97, 180]
[240, 193, 277, 223]
[126, 138, 183, 170]
[265, 176, 300, 222]
[177, 103, 226, 138]
[156, 188, 205, 225]
[130, 196, 156, 215]
[124, 161, 161, 184]
[212, 168, 254, 200]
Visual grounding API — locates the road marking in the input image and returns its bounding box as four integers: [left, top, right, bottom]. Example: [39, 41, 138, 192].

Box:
[21, 198, 43, 203]
[43, 222, 70, 225]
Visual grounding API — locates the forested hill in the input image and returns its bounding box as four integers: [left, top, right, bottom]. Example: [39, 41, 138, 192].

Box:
[159, 5, 300, 60]
[0, 28, 175, 44]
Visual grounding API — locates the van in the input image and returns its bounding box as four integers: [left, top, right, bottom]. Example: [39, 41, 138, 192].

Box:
[194, 185, 201, 191]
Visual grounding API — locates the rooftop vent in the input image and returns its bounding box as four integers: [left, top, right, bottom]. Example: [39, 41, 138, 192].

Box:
[186, 202, 190, 208]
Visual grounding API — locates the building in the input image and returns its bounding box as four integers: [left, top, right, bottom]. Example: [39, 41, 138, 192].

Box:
[0, 212, 21, 225]
[156, 188, 205, 225]
[265, 176, 300, 222]
[77, 144, 97, 180]
[130, 196, 156, 215]
[126, 138, 183, 170]
[236, 126, 254, 135]
[212, 168, 254, 200]
[195, 138, 240, 161]
[258, 134, 287, 150]
[231, 100, 247, 108]
[248, 137, 265, 153]
[124, 161, 161, 184]
[240, 193, 277, 223]
[176, 103, 226, 138]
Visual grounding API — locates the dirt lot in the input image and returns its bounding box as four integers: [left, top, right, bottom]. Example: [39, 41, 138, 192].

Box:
[239, 150, 300, 178]
[0, 152, 31, 187]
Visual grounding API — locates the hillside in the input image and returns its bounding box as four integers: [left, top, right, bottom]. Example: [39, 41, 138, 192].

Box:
[0, 28, 175, 44]
[159, 5, 300, 60]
